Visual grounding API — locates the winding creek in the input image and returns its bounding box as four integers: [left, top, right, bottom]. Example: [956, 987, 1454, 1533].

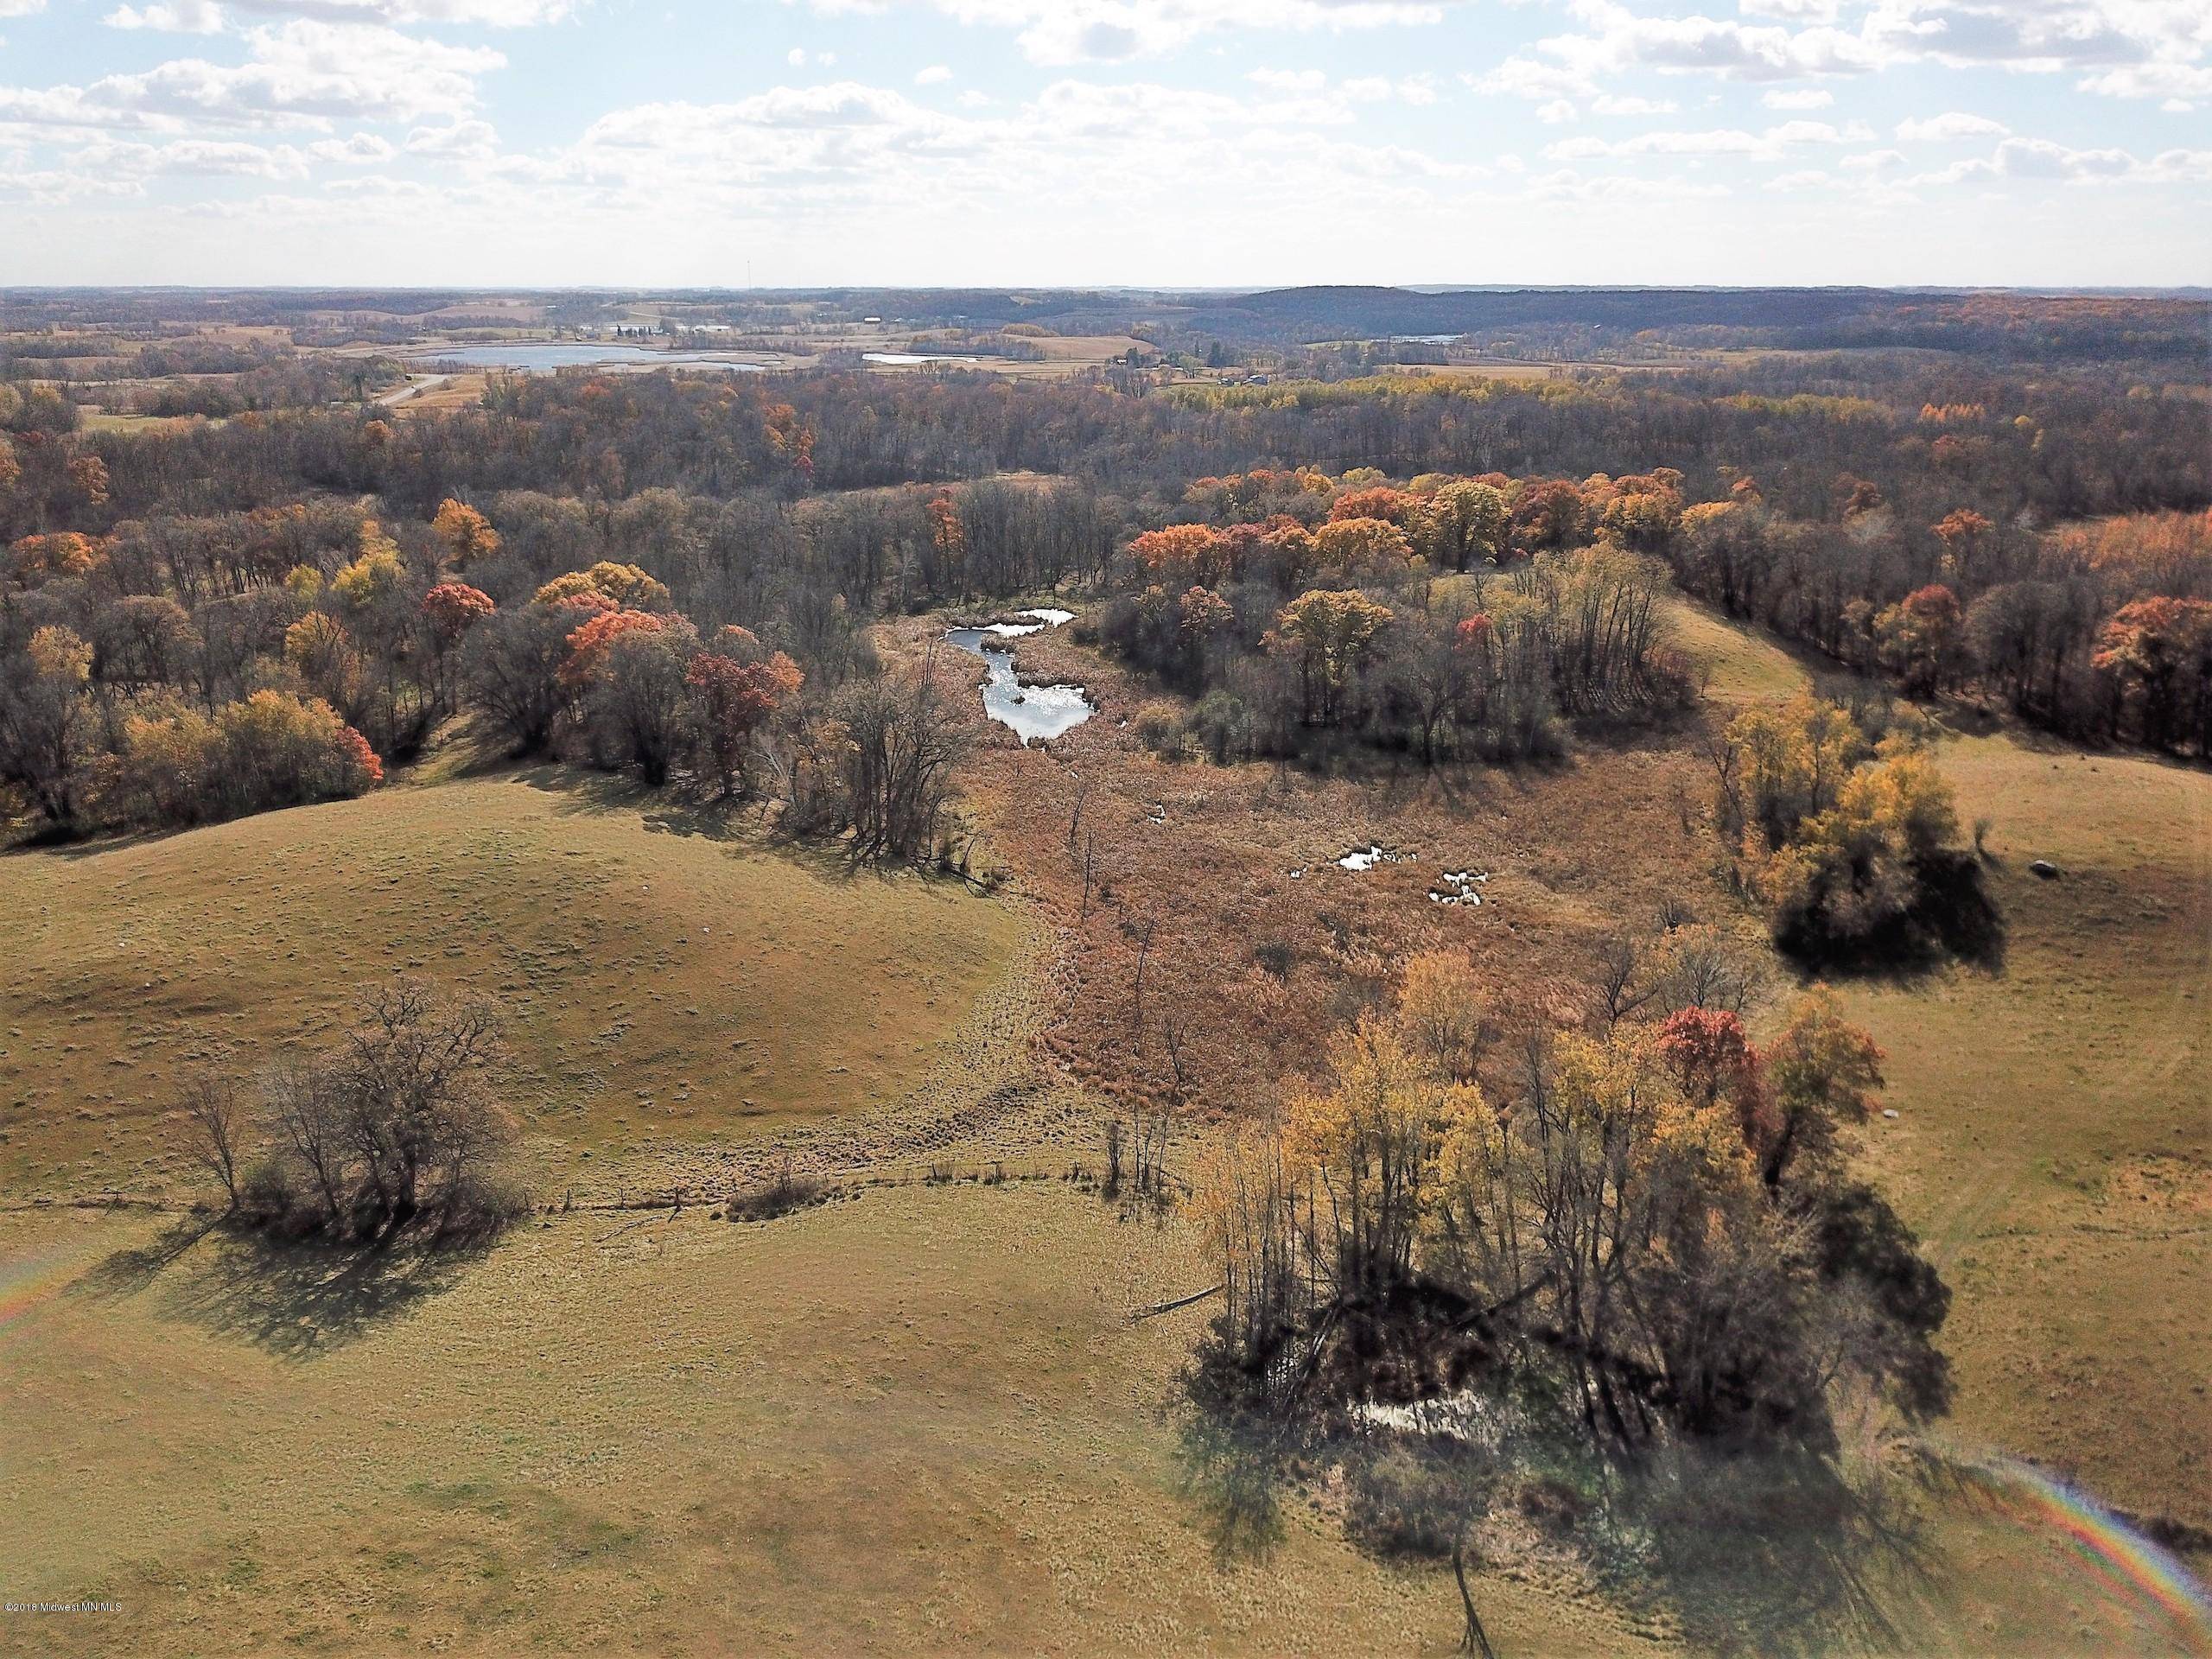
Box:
[944, 608, 1092, 745]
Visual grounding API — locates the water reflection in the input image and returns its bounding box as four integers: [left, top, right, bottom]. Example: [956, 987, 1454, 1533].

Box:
[944, 609, 1093, 746]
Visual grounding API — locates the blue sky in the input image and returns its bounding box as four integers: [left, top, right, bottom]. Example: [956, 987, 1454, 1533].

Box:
[1, 0, 2207, 287]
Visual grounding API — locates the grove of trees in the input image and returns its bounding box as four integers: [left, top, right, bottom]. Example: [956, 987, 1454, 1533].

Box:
[6, 326, 2207, 849]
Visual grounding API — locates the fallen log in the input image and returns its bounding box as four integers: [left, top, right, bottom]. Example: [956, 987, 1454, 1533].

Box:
[1129, 1282, 1224, 1322]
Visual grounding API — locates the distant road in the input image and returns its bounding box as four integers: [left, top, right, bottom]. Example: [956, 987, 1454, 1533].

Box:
[376, 372, 450, 407]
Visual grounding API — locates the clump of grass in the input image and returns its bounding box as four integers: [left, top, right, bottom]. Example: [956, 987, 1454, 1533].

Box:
[725, 1157, 826, 1223]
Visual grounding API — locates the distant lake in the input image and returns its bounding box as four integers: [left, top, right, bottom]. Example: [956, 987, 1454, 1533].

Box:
[862, 352, 980, 365]
[409, 343, 767, 372]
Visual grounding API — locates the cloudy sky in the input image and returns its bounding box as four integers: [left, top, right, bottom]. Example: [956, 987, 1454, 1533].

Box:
[1, 0, 2207, 287]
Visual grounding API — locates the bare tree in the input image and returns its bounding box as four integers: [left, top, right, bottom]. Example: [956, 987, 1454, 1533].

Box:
[1656, 922, 1767, 1016]
[181, 1071, 247, 1211]
[257, 979, 521, 1243]
[1131, 915, 1156, 1033]
[268, 1056, 352, 1228]
[334, 978, 512, 1240]
[1452, 1525, 1498, 1659]
[1592, 934, 1656, 1029]
[1065, 766, 1092, 850]
[833, 654, 969, 864]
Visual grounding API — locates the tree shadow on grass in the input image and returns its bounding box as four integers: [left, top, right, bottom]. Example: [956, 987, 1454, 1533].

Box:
[78, 1220, 486, 1363]
[1780, 853, 2009, 983]
[1173, 1405, 1293, 1567]
[1622, 1444, 1939, 1658]
[515, 762, 811, 853]
[512, 759, 982, 890]
[71, 1211, 219, 1298]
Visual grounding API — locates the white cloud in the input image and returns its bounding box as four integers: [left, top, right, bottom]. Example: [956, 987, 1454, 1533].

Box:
[543, 71, 1484, 236]
[106, 1, 225, 30]
[404, 116, 499, 157]
[0, 0, 46, 16]
[1525, 165, 1729, 200]
[2079, 61, 2212, 105]
[1865, 2, 2211, 74]
[1479, 0, 2212, 105]
[1471, 55, 1596, 103]
[1905, 135, 2212, 186]
[73, 135, 311, 177]
[913, 63, 952, 84]
[235, 0, 568, 20]
[806, 0, 1473, 65]
[1249, 66, 1325, 92]
[1894, 111, 2010, 141]
[1519, 3, 1885, 85]
[0, 22, 502, 130]
[1548, 118, 1871, 162]
[1592, 92, 1678, 115]
[0, 168, 145, 205]
[1762, 86, 1832, 109]
[308, 130, 395, 161]
[1536, 98, 1579, 123]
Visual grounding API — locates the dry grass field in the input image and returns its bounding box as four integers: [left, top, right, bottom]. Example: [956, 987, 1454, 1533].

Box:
[1840, 731, 2211, 1537]
[0, 1185, 1683, 1659]
[0, 769, 1028, 1199]
[1, 1166, 2196, 1655]
[1, 597, 2206, 1655]
[1663, 596, 2212, 1542]
[849, 334, 1147, 378]
[377, 371, 490, 415]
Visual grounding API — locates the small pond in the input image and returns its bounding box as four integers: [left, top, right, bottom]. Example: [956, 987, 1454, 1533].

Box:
[944, 609, 1092, 746]
[863, 351, 982, 365]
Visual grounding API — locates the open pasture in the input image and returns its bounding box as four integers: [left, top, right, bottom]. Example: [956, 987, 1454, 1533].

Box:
[0, 770, 1029, 1199]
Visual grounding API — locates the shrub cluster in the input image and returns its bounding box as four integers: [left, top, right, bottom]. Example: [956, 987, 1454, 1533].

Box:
[186, 978, 527, 1247]
[1710, 693, 1967, 954]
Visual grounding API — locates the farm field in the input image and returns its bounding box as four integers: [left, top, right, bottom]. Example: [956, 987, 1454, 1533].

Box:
[1, 1174, 2199, 1656]
[0, 769, 1032, 1199]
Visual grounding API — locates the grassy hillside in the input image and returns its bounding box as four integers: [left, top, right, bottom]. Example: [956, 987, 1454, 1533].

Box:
[1840, 732, 2212, 1536]
[0, 768, 1030, 1197]
[0, 1189, 1675, 1659]
[10, 1186, 2205, 1659]
[1666, 594, 2211, 1540]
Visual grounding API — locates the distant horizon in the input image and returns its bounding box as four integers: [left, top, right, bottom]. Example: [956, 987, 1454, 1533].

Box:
[3, 282, 2209, 300]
